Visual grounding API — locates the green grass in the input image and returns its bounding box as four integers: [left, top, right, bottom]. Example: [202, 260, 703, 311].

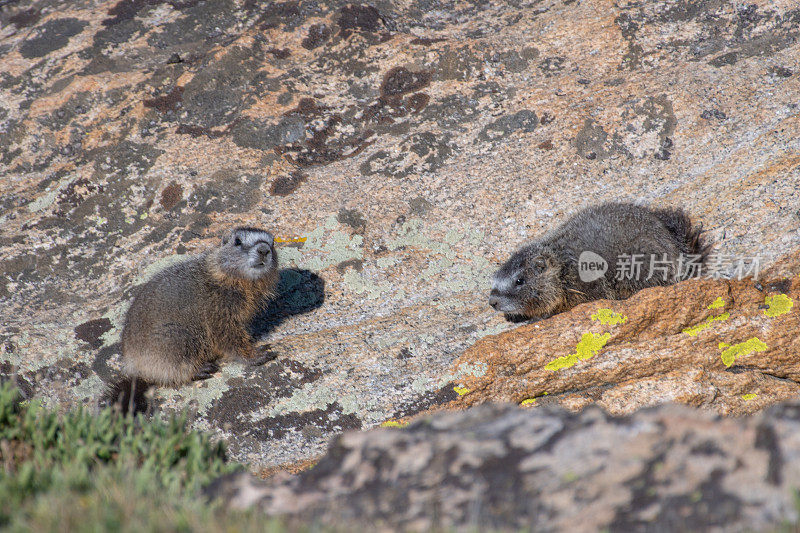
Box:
[0, 381, 285, 532]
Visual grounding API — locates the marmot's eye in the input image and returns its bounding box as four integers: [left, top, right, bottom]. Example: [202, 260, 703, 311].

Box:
[515, 277, 525, 286]
[234, 237, 242, 246]
[535, 259, 546, 269]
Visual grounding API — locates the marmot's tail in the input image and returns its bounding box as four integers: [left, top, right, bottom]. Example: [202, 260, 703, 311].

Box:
[101, 377, 151, 415]
[654, 207, 713, 264]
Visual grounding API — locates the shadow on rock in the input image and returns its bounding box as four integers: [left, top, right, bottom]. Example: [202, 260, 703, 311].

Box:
[250, 269, 325, 338]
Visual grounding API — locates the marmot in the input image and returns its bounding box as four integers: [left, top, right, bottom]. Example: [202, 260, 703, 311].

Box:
[106, 226, 279, 413]
[489, 203, 711, 319]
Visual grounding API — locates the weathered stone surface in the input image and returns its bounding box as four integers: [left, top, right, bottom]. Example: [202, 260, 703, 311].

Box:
[209, 402, 800, 531]
[452, 273, 799, 416]
[0, 0, 798, 468]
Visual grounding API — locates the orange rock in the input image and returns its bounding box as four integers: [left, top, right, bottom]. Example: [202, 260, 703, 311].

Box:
[452, 274, 800, 416]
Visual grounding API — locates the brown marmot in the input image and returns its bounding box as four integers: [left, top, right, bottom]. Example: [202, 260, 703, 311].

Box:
[106, 226, 279, 413]
[489, 203, 711, 319]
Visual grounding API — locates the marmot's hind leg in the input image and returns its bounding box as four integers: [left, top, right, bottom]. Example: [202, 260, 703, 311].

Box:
[126, 326, 215, 386]
[124, 350, 199, 386]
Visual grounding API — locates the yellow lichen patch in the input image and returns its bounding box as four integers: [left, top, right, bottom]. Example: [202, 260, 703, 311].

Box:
[453, 386, 470, 396]
[520, 398, 537, 406]
[764, 294, 793, 317]
[591, 309, 628, 325]
[275, 236, 307, 243]
[546, 333, 611, 371]
[719, 337, 768, 367]
[707, 297, 725, 309]
[380, 420, 409, 428]
[682, 312, 730, 337]
[741, 393, 757, 401]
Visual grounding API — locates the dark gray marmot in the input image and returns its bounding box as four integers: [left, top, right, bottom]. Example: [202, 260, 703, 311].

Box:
[106, 227, 279, 413]
[489, 203, 711, 319]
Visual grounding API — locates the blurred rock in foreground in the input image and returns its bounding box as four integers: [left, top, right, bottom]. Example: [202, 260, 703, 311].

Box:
[210, 401, 800, 532]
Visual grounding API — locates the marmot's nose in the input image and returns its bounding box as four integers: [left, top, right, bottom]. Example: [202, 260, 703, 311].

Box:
[255, 243, 271, 257]
[489, 295, 500, 309]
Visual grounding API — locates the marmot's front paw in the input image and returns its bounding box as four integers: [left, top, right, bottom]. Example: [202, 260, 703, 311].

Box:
[192, 361, 220, 380]
[250, 345, 278, 367]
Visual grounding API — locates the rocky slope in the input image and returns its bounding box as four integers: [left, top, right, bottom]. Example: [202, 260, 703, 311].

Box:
[0, 0, 798, 468]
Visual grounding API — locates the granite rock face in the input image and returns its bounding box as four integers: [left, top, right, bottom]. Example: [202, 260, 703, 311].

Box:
[0, 0, 799, 467]
[209, 402, 800, 531]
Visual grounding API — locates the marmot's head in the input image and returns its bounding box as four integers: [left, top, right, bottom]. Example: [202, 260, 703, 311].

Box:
[217, 227, 278, 281]
[489, 244, 564, 319]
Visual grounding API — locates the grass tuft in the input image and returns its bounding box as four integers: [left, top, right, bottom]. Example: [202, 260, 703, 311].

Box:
[0, 381, 284, 532]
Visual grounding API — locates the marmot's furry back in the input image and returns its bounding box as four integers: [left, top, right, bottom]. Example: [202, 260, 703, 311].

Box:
[489, 203, 713, 319]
